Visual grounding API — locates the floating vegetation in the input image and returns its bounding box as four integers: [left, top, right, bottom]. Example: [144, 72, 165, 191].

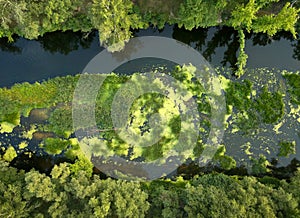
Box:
[18, 141, 28, 149]
[213, 145, 236, 170]
[40, 138, 70, 155]
[43, 105, 73, 138]
[255, 87, 284, 124]
[251, 155, 271, 175]
[0, 67, 299, 176]
[278, 141, 296, 157]
[2, 145, 17, 162]
[283, 72, 300, 105]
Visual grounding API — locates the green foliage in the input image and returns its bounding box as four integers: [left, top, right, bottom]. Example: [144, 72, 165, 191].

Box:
[177, 0, 227, 29]
[3, 145, 17, 162]
[236, 29, 248, 77]
[146, 172, 300, 217]
[229, 0, 259, 32]
[213, 145, 236, 170]
[90, 0, 145, 52]
[283, 73, 300, 105]
[0, 160, 37, 218]
[1, 156, 300, 217]
[259, 176, 281, 188]
[0, 0, 298, 74]
[69, 155, 94, 177]
[0, 0, 27, 41]
[225, 77, 285, 134]
[251, 155, 270, 175]
[228, 0, 299, 76]
[226, 79, 253, 111]
[44, 105, 73, 137]
[40, 137, 70, 155]
[278, 141, 296, 157]
[253, 3, 299, 38]
[23, 162, 149, 217]
[184, 183, 240, 217]
[255, 87, 284, 124]
[287, 168, 300, 205]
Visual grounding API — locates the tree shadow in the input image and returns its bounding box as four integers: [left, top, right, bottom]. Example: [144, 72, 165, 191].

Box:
[0, 36, 22, 53]
[37, 30, 96, 55]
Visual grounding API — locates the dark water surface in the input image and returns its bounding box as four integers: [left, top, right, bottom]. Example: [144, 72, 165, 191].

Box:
[0, 25, 299, 88]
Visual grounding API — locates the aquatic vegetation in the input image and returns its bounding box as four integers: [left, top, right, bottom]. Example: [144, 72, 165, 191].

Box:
[3, 145, 17, 162]
[278, 141, 296, 157]
[225, 80, 252, 112]
[40, 138, 70, 155]
[283, 72, 300, 105]
[251, 155, 271, 175]
[255, 87, 284, 124]
[213, 145, 236, 170]
[0, 67, 299, 177]
[44, 105, 73, 138]
[21, 125, 37, 140]
[18, 141, 28, 149]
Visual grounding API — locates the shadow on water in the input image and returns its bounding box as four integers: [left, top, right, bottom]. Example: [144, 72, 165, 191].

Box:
[0, 26, 299, 87]
[0, 31, 97, 55]
[37, 30, 97, 55]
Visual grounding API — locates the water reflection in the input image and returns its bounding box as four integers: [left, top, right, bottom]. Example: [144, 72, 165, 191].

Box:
[0, 25, 299, 86]
[0, 36, 21, 53]
[37, 31, 97, 55]
[173, 25, 300, 70]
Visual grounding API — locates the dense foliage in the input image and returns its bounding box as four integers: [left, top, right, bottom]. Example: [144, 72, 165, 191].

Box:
[1, 1, 300, 217]
[1, 156, 300, 217]
[0, 0, 299, 75]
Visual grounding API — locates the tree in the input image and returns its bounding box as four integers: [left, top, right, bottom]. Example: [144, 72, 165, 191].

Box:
[228, 0, 299, 76]
[253, 3, 299, 37]
[0, 0, 27, 41]
[177, 0, 227, 30]
[24, 162, 150, 217]
[90, 0, 145, 52]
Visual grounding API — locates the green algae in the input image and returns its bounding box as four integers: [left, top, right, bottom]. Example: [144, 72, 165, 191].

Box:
[18, 141, 28, 149]
[251, 155, 271, 175]
[213, 145, 236, 170]
[254, 87, 284, 124]
[3, 145, 17, 162]
[278, 141, 296, 157]
[40, 138, 70, 155]
[283, 73, 300, 105]
[1, 67, 300, 177]
[225, 80, 252, 112]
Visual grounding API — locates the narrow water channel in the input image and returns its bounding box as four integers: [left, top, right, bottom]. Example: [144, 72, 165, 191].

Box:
[0, 25, 299, 87]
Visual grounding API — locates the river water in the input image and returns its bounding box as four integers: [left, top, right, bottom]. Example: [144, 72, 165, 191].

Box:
[0, 25, 300, 176]
[0, 25, 299, 87]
